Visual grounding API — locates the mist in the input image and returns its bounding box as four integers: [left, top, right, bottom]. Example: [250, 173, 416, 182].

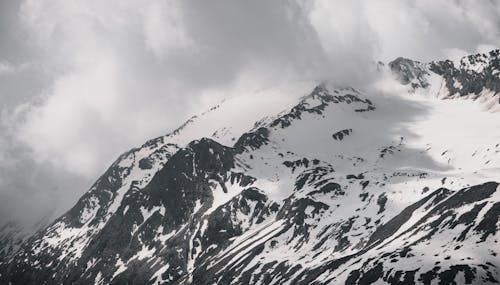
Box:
[0, 0, 499, 226]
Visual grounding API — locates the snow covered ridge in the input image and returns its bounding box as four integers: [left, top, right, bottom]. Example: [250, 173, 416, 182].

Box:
[1, 51, 500, 284]
[389, 49, 500, 106]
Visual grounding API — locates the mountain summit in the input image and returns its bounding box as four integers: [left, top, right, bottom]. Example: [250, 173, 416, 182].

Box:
[1, 50, 500, 285]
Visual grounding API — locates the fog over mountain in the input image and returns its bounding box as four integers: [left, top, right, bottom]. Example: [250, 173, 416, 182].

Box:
[0, 0, 499, 259]
[1, 1, 500, 284]
[1, 48, 500, 284]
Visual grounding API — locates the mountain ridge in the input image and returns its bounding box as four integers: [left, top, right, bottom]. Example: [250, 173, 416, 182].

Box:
[1, 50, 500, 284]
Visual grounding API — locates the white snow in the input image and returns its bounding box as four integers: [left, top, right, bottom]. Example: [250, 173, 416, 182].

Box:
[17, 55, 500, 284]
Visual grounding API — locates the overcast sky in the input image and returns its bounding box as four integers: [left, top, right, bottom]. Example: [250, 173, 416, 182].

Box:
[1, 0, 499, 226]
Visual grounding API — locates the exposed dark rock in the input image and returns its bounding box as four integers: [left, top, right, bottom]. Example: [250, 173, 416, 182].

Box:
[389, 57, 430, 88]
[332, 129, 353, 141]
[377, 193, 388, 214]
[138, 158, 153, 169]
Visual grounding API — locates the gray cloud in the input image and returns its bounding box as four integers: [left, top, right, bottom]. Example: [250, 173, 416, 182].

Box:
[1, 0, 499, 226]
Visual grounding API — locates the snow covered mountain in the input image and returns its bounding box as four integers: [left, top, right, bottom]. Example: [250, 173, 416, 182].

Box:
[1, 50, 500, 285]
[389, 49, 500, 109]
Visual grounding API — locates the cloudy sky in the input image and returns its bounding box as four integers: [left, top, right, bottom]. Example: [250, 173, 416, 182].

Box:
[0, 0, 499, 226]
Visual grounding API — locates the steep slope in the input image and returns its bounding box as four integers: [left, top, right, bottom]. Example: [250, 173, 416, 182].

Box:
[1, 51, 500, 285]
[0, 212, 53, 275]
[389, 49, 500, 110]
[0, 82, 315, 280]
[0, 222, 25, 264]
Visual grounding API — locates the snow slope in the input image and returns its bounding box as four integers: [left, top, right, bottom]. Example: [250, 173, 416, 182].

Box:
[1, 51, 500, 285]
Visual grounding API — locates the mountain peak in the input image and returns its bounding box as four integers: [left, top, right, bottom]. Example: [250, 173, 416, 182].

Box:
[390, 49, 500, 101]
[2, 51, 500, 285]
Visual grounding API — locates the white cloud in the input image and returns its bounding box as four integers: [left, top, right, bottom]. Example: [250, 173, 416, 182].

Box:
[1, 0, 499, 225]
[142, 0, 190, 59]
[0, 61, 12, 74]
[0, 60, 31, 75]
[16, 58, 118, 176]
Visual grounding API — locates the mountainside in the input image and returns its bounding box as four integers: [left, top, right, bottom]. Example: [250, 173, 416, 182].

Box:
[1, 50, 500, 285]
[389, 49, 500, 110]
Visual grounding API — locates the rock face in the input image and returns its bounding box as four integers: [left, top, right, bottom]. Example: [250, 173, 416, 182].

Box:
[0, 222, 24, 264]
[1, 51, 500, 285]
[389, 57, 430, 89]
[390, 49, 500, 99]
[429, 50, 500, 97]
